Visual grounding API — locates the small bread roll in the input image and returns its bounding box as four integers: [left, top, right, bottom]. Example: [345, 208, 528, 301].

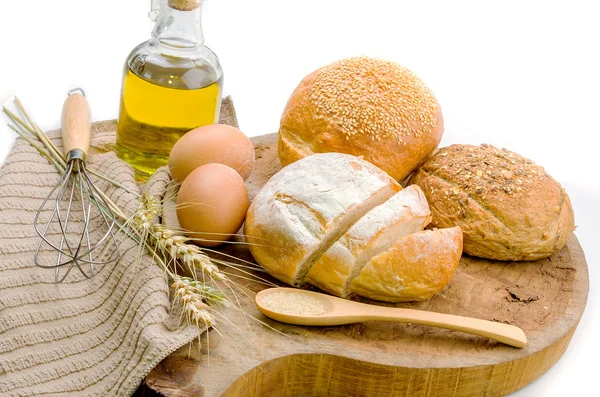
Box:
[409, 144, 575, 261]
[278, 57, 444, 181]
[351, 227, 463, 302]
[306, 185, 431, 298]
[244, 153, 401, 286]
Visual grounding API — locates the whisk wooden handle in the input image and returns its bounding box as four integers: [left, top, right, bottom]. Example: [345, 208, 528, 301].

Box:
[61, 92, 91, 158]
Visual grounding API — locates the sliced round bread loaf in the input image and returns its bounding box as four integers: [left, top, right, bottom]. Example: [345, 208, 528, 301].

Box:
[244, 153, 400, 286]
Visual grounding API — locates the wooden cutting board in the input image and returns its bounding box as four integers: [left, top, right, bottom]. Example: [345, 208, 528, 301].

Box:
[139, 133, 589, 397]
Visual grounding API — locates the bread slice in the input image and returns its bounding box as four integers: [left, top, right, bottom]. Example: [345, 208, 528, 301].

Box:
[305, 185, 431, 297]
[351, 227, 463, 302]
[244, 153, 400, 286]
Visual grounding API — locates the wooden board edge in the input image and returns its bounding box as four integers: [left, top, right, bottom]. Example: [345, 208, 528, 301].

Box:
[218, 321, 579, 397]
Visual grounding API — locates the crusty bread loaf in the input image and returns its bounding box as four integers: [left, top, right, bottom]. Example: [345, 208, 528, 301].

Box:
[409, 144, 575, 261]
[351, 227, 463, 302]
[278, 57, 444, 182]
[306, 185, 431, 297]
[244, 153, 400, 286]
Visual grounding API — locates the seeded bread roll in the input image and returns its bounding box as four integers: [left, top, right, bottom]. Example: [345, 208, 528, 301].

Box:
[409, 144, 575, 261]
[244, 153, 401, 286]
[351, 227, 463, 302]
[278, 57, 444, 182]
[306, 185, 432, 298]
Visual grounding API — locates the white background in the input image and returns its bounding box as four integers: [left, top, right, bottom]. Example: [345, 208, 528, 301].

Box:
[0, 1, 598, 395]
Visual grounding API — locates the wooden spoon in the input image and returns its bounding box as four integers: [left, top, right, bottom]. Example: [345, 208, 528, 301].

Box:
[256, 288, 527, 348]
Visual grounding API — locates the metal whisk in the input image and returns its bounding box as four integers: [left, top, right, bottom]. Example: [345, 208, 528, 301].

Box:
[34, 89, 120, 282]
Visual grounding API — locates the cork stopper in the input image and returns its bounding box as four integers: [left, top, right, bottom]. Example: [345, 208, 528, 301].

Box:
[168, 0, 201, 11]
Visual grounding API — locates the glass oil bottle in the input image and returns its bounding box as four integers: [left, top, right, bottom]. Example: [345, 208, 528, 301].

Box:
[117, 0, 223, 180]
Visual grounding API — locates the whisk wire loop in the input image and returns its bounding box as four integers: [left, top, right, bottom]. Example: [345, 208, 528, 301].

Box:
[34, 158, 121, 281]
[34, 162, 73, 263]
[33, 90, 121, 282]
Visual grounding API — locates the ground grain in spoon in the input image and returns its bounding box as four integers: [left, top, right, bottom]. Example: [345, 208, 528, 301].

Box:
[262, 292, 325, 316]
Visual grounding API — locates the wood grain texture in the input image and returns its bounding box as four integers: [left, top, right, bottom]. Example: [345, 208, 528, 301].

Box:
[142, 133, 589, 397]
[61, 93, 91, 157]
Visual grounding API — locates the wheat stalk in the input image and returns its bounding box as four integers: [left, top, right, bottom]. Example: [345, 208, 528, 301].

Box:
[128, 193, 225, 280]
[153, 225, 225, 280]
[171, 276, 227, 327]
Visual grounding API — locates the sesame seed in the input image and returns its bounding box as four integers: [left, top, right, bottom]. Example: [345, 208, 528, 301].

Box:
[425, 144, 549, 199]
[310, 57, 438, 143]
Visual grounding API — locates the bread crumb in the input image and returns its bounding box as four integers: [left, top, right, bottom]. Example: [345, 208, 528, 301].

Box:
[261, 292, 325, 316]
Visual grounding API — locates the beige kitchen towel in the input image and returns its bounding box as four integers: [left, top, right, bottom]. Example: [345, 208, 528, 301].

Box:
[0, 97, 238, 396]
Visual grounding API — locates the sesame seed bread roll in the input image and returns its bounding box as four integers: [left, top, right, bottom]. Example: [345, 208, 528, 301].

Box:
[244, 153, 401, 286]
[351, 227, 463, 302]
[278, 57, 444, 182]
[409, 144, 575, 261]
[306, 185, 432, 298]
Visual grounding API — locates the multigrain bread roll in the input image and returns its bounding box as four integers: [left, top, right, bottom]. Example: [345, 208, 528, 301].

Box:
[244, 153, 400, 286]
[306, 185, 432, 298]
[351, 227, 463, 302]
[278, 57, 444, 182]
[409, 144, 575, 261]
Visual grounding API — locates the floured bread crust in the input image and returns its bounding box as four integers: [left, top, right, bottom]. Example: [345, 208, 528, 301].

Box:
[306, 185, 431, 297]
[244, 153, 400, 285]
[351, 227, 463, 302]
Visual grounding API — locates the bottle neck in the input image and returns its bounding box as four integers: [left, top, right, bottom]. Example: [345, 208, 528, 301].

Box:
[152, 0, 205, 49]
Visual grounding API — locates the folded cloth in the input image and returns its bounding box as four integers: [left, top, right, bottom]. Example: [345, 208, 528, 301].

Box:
[0, 97, 238, 396]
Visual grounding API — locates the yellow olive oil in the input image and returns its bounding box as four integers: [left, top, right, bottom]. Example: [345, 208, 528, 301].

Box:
[116, 65, 223, 180]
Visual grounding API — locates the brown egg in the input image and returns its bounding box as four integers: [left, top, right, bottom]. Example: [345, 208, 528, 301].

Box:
[169, 124, 255, 183]
[176, 163, 249, 247]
